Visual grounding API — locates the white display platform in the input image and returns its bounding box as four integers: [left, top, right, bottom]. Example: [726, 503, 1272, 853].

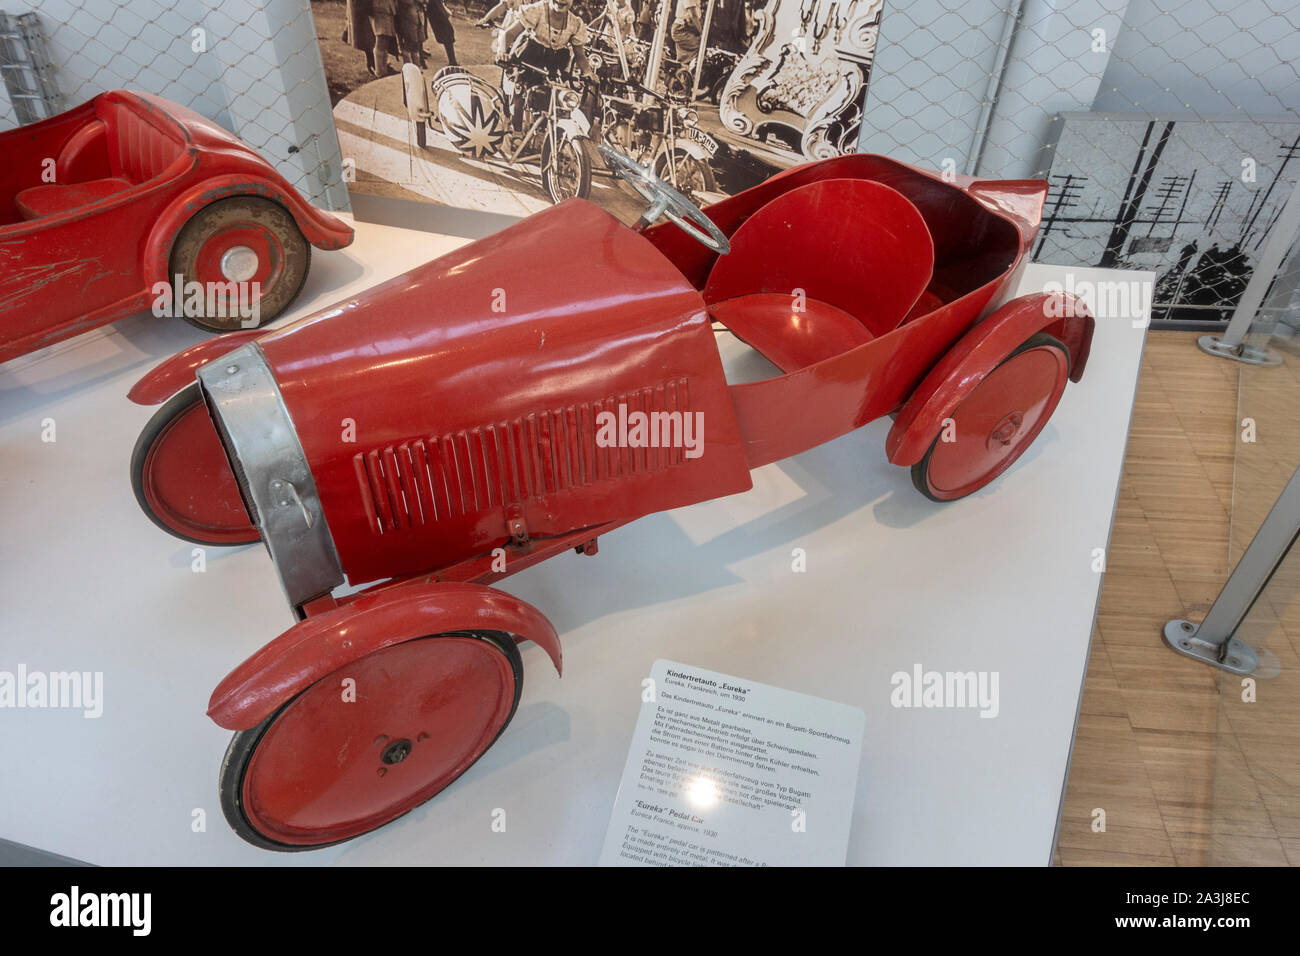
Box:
[0, 216, 1149, 866]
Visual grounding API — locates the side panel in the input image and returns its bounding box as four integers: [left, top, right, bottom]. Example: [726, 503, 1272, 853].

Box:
[0, 186, 174, 359]
[727, 282, 1004, 468]
[885, 292, 1096, 467]
[207, 582, 561, 731]
[258, 200, 753, 586]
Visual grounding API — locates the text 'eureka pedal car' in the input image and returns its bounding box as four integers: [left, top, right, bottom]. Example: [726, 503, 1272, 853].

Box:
[128, 145, 1094, 850]
[0, 91, 353, 364]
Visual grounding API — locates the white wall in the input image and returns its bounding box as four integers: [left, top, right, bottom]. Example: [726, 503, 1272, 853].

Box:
[857, 0, 1298, 180]
[855, 0, 1007, 172]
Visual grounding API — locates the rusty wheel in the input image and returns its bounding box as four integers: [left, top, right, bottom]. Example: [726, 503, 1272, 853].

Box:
[169, 196, 310, 333]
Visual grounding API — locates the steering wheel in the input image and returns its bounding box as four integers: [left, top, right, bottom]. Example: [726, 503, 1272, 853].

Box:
[599, 144, 730, 255]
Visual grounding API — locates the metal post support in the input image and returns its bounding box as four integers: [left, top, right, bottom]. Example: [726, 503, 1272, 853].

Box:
[1162, 464, 1300, 674]
[1197, 178, 1300, 366]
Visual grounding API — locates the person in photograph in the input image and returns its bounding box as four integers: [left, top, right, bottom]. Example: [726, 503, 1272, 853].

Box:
[394, 0, 427, 67]
[478, 0, 525, 62]
[425, 0, 459, 66]
[635, 0, 658, 42]
[477, 0, 525, 30]
[710, 0, 751, 53]
[610, 0, 637, 40]
[499, 0, 596, 135]
[670, 0, 702, 71]
[368, 0, 400, 76]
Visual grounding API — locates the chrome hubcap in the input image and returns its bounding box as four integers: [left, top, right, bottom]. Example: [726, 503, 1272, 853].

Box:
[220, 245, 260, 283]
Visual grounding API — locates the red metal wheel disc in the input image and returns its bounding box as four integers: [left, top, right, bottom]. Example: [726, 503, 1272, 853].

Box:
[193, 224, 283, 294]
[132, 385, 259, 545]
[236, 635, 520, 847]
[920, 334, 1070, 501]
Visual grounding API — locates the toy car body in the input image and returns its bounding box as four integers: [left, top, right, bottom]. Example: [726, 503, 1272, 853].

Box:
[0, 91, 353, 364]
[129, 151, 1094, 850]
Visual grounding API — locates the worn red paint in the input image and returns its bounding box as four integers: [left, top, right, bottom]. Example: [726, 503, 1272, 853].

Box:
[0, 91, 353, 364]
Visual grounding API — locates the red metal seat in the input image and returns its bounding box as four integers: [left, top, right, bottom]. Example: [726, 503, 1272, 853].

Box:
[709, 294, 874, 374]
[14, 177, 134, 220]
[12, 92, 188, 221]
[95, 94, 188, 184]
[704, 177, 935, 370]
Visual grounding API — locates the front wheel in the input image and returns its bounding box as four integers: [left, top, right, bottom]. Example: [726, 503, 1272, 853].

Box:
[540, 133, 591, 203]
[911, 332, 1071, 502]
[219, 630, 523, 851]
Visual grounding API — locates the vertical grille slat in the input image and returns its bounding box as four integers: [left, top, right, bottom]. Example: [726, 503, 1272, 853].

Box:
[355, 377, 694, 532]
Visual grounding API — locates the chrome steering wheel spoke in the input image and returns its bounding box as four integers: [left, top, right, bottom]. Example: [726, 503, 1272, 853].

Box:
[599, 145, 729, 255]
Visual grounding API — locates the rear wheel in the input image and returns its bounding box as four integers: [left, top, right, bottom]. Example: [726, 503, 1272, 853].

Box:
[911, 332, 1071, 502]
[219, 630, 523, 851]
[169, 196, 310, 333]
[131, 384, 259, 545]
[653, 146, 715, 206]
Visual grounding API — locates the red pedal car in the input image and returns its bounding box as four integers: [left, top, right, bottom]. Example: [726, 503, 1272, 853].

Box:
[0, 91, 353, 364]
[128, 147, 1094, 850]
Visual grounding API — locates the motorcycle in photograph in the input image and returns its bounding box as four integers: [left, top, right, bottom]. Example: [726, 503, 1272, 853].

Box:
[404, 60, 596, 205]
[593, 77, 719, 206]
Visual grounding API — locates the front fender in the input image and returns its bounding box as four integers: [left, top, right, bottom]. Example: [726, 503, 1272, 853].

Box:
[886, 292, 1095, 467]
[126, 328, 265, 405]
[555, 117, 590, 141]
[671, 137, 712, 164]
[207, 582, 561, 731]
[402, 61, 429, 120]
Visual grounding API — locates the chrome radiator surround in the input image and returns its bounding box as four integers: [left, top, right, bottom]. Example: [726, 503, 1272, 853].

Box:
[197, 342, 344, 609]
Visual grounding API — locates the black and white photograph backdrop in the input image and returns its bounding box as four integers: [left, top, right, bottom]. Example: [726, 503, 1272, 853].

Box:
[313, 0, 883, 220]
[1037, 113, 1300, 329]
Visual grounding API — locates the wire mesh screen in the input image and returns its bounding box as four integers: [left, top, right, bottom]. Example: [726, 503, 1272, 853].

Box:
[0, 0, 350, 210]
[6, 0, 1297, 323]
[857, 0, 1300, 329]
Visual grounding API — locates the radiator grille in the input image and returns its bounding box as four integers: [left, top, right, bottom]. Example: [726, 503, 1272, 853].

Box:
[354, 379, 692, 533]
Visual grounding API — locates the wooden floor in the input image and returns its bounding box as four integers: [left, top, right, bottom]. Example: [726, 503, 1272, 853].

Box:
[1054, 330, 1300, 866]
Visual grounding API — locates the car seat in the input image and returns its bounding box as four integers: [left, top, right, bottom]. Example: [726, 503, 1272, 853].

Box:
[703, 177, 936, 372]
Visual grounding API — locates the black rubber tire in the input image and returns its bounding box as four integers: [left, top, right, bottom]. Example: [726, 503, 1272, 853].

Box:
[910, 332, 1071, 503]
[653, 147, 716, 206]
[129, 383, 259, 546]
[169, 196, 311, 333]
[218, 630, 524, 852]
[541, 134, 592, 203]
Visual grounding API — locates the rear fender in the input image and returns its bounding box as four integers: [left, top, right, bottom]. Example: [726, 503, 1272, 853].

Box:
[207, 582, 561, 731]
[143, 174, 354, 288]
[126, 328, 265, 405]
[885, 292, 1095, 467]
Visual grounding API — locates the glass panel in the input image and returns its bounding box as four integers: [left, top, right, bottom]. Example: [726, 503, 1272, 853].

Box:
[1210, 231, 1300, 864]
